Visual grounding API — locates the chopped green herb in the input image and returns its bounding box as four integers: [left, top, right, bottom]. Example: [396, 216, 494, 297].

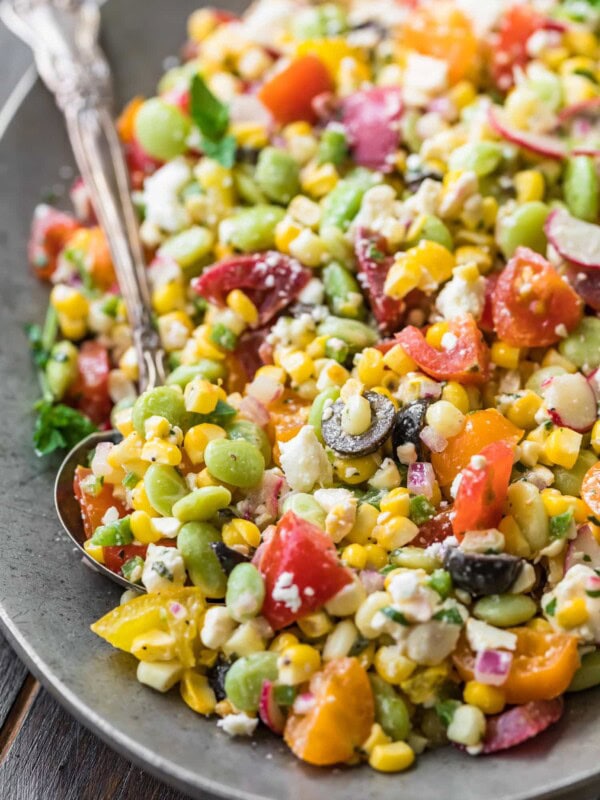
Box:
[428, 569, 453, 599]
[122, 555, 144, 583]
[210, 323, 238, 351]
[123, 472, 140, 490]
[32, 400, 97, 457]
[152, 560, 173, 580]
[433, 607, 463, 626]
[435, 699, 461, 727]
[274, 685, 297, 706]
[190, 74, 236, 168]
[348, 635, 370, 657]
[195, 399, 237, 426]
[549, 509, 574, 540]
[101, 295, 121, 318]
[381, 606, 409, 626]
[545, 598, 557, 616]
[90, 515, 133, 547]
[201, 135, 237, 169]
[409, 494, 436, 525]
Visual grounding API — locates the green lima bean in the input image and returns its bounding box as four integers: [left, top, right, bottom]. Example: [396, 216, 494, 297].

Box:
[177, 521, 227, 598]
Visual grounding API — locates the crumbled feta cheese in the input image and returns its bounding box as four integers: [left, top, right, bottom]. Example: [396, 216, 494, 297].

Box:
[387, 569, 439, 623]
[406, 619, 462, 666]
[352, 185, 405, 247]
[143, 158, 191, 232]
[455, 0, 507, 35]
[459, 528, 505, 554]
[315, 488, 358, 543]
[217, 712, 259, 737]
[279, 425, 332, 492]
[201, 606, 237, 649]
[298, 277, 325, 306]
[403, 54, 448, 106]
[435, 270, 486, 321]
[441, 332, 459, 351]
[470, 455, 487, 470]
[107, 369, 137, 404]
[272, 571, 302, 613]
[543, 564, 600, 642]
[142, 544, 186, 593]
[466, 618, 518, 652]
[150, 517, 182, 539]
[101, 506, 120, 526]
[396, 443, 418, 465]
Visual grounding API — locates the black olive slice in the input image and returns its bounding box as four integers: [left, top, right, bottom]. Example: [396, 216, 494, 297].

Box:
[209, 541, 249, 575]
[321, 390, 395, 456]
[443, 549, 524, 597]
[392, 399, 430, 462]
[206, 655, 231, 701]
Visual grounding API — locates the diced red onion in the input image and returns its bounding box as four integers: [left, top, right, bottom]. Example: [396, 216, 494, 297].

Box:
[239, 395, 270, 427]
[419, 381, 442, 400]
[407, 462, 436, 499]
[420, 425, 447, 453]
[474, 649, 513, 686]
[359, 569, 386, 594]
[259, 680, 285, 734]
[246, 374, 283, 406]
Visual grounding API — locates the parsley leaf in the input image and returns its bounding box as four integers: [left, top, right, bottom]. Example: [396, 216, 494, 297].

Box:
[201, 134, 237, 169]
[433, 607, 464, 626]
[435, 699, 461, 727]
[190, 75, 236, 167]
[32, 399, 97, 456]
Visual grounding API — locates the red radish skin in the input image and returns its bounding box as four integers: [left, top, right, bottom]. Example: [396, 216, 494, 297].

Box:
[541, 373, 597, 433]
[259, 680, 285, 734]
[565, 525, 600, 575]
[545, 208, 600, 270]
[487, 106, 567, 160]
[482, 698, 564, 754]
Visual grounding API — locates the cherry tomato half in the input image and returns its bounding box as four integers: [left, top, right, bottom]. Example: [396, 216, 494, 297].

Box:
[69, 341, 112, 425]
[28, 205, 79, 281]
[258, 55, 333, 125]
[490, 5, 543, 91]
[355, 229, 404, 335]
[73, 465, 126, 540]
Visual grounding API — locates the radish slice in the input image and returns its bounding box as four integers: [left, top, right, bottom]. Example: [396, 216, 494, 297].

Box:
[566, 266, 600, 311]
[557, 97, 600, 124]
[565, 524, 600, 574]
[487, 106, 567, 160]
[258, 680, 285, 734]
[542, 372, 597, 433]
[482, 698, 564, 754]
[545, 208, 600, 269]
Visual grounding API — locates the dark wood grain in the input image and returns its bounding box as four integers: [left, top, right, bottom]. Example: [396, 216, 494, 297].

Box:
[0, 635, 29, 730]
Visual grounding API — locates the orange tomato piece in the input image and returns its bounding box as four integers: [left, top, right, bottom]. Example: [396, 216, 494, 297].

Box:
[284, 658, 374, 766]
[453, 627, 579, 706]
[431, 408, 523, 487]
[117, 96, 145, 143]
[66, 227, 116, 290]
[399, 1, 478, 84]
[258, 55, 333, 125]
[270, 391, 310, 467]
[582, 461, 600, 518]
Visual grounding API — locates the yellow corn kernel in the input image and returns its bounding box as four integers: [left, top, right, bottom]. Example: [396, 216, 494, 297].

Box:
[425, 322, 450, 350]
[187, 8, 219, 41]
[380, 487, 410, 518]
[382, 344, 417, 376]
[334, 454, 380, 486]
[221, 520, 246, 548]
[131, 510, 161, 544]
[196, 467, 220, 488]
[144, 415, 171, 441]
[543, 427, 582, 469]
[369, 742, 415, 773]
[374, 646, 416, 685]
[514, 170, 545, 203]
[58, 313, 86, 340]
[279, 350, 315, 384]
[114, 406, 134, 437]
[565, 29, 598, 57]
[300, 162, 339, 198]
[449, 80, 476, 110]
[222, 518, 261, 549]
[305, 335, 327, 360]
[152, 281, 185, 314]
[226, 289, 258, 326]
[345, 503, 379, 544]
[131, 482, 158, 517]
[342, 543, 368, 570]
[278, 644, 321, 685]
[384, 257, 424, 300]
[418, 241, 456, 283]
[556, 598, 589, 629]
[196, 646, 218, 668]
[118, 346, 139, 382]
[230, 121, 269, 149]
[463, 681, 506, 715]
[297, 611, 333, 639]
[141, 439, 182, 466]
[83, 538, 105, 564]
[491, 341, 521, 370]
[107, 432, 143, 469]
[282, 121, 313, 139]
[506, 391, 542, 430]
[562, 73, 598, 104]
[426, 400, 465, 439]
[158, 312, 194, 352]
[180, 669, 217, 715]
[184, 378, 226, 415]
[356, 348, 385, 387]
[591, 421, 600, 454]
[441, 381, 470, 414]
[362, 724, 392, 756]
[454, 245, 492, 274]
[499, 515, 531, 558]
[131, 629, 177, 662]
[364, 543, 388, 570]
[317, 360, 350, 388]
[541, 46, 569, 69]
[269, 632, 299, 653]
[214, 242, 234, 260]
[371, 386, 399, 409]
[481, 197, 498, 231]
[374, 516, 419, 551]
[50, 284, 89, 318]
[527, 617, 553, 633]
[274, 217, 303, 254]
[289, 229, 327, 267]
[541, 348, 577, 373]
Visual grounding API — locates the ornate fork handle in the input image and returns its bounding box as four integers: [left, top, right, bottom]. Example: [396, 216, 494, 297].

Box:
[1, 0, 166, 391]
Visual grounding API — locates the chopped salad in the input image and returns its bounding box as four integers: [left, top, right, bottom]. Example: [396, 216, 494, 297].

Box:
[26, 0, 600, 774]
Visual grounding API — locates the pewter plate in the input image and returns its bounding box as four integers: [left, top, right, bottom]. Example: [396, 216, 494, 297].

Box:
[1, 2, 600, 798]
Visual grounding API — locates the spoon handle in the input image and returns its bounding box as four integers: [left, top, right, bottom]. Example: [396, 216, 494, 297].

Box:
[1, 0, 167, 391]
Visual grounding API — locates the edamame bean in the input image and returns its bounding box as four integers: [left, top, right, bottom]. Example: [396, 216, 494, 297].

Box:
[319, 225, 355, 267]
[507, 480, 549, 552]
[559, 317, 600, 369]
[472, 594, 537, 627]
[564, 156, 599, 223]
[228, 205, 285, 252]
[282, 493, 326, 529]
[553, 450, 598, 496]
[291, 3, 347, 39]
[224, 652, 279, 712]
[390, 547, 440, 573]
[226, 563, 266, 622]
[144, 463, 189, 517]
[498, 201, 550, 259]
[369, 675, 411, 742]
[225, 420, 271, 465]
[317, 316, 377, 350]
[132, 386, 187, 436]
[525, 365, 567, 395]
[172, 486, 232, 522]
[320, 169, 377, 232]
[405, 215, 453, 252]
[158, 226, 214, 272]
[308, 386, 340, 442]
[134, 98, 191, 161]
[233, 166, 267, 206]
[45, 341, 78, 400]
[568, 650, 600, 692]
[255, 147, 301, 205]
[323, 262, 365, 319]
[204, 439, 265, 488]
[317, 129, 348, 166]
[448, 142, 503, 177]
[157, 61, 198, 95]
[177, 521, 227, 598]
[166, 360, 226, 389]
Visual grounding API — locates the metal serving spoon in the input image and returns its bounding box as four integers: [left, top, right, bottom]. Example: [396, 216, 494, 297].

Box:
[1, 0, 167, 590]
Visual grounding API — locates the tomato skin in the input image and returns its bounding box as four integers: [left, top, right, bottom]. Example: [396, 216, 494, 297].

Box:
[103, 540, 176, 574]
[259, 511, 353, 630]
[490, 5, 543, 91]
[355, 229, 405, 335]
[73, 466, 126, 540]
[453, 627, 579, 705]
[395, 315, 490, 385]
[413, 509, 455, 549]
[69, 341, 112, 425]
[492, 248, 583, 348]
[258, 55, 333, 125]
[192, 252, 311, 328]
[452, 441, 514, 539]
[28, 205, 79, 280]
[479, 273, 498, 333]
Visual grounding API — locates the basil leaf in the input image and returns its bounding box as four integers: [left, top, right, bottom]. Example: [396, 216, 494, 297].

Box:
[201, 134, 237, 169]
[190, 74, 229, 141]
